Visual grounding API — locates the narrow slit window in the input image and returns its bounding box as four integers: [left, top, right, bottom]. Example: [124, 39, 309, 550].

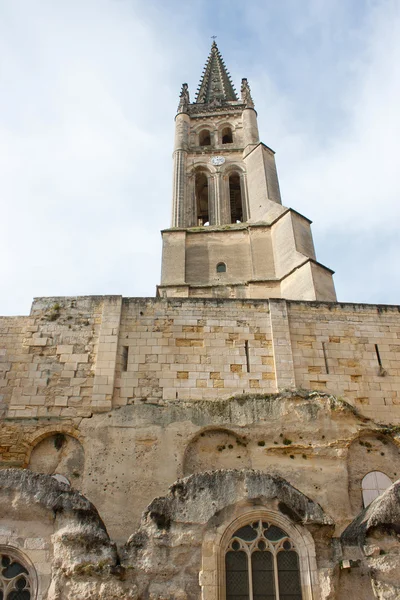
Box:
[245, 340, 250, 372]
[216, 262, 226, 273]
[375, 343, 386, 375]
[322, 342, 329, 374]
[122, 346, 129, 372]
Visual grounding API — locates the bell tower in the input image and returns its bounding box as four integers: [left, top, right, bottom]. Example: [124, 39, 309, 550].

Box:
[158, 42, 336, 302]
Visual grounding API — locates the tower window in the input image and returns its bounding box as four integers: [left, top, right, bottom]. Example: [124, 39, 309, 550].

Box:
[222, 126, 233, 144]
[225, 519, 302, 600]
[362, 471, 392, 507]
[199, 129, 211, 146]
[216, 262, 226, 273]
[229, 173, 243, 223]
[195, 172, 209, 225]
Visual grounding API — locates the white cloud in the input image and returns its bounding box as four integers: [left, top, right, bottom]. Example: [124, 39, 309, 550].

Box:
[0, 0, 399, 314]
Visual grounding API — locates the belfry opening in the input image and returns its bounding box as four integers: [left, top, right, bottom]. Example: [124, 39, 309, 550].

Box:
[195, 171, 209, 226]
[229, 172, 243, 223]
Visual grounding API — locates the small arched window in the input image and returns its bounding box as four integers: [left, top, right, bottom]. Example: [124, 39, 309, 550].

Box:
[0, 549, 36, 599]
[225, 519, 302, 600]
[52, 473, 71, 486]
[199, 129, 211, 146]
[362, 471, 392, 507]
[216, 262, 226, 273]
[222, 126, 233, 144]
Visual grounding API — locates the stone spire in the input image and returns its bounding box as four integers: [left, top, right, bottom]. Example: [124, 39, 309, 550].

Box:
[195, 41, 238, 104]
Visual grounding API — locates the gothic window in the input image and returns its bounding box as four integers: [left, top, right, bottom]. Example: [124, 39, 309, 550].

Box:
[216, 262, 226, 273]
[229, 173, 243, 223]
[222, 126, 233, 144]
[199, 129, 211, 146]
[362, 471, 392, 508]
[195, 172, 210, 225]
[0, 550, 35, 600]
[225, 519, 302, 600]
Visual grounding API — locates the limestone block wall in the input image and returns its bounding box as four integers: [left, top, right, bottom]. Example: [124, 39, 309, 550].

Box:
[288, 301, 400, 422]
[2, 296, 400, 423]
[114, 298, 276, 404]
[0, 296, 115, 420]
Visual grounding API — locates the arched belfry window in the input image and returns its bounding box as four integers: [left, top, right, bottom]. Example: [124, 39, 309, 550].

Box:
[229, 173, 243, 223]
[225, 519, 302, 600]
[222, 126, 233, 144]
[195, 172, 210, 226]
[362, 471, 392, 508]
[0, 548, 36, 599]
[199, 129, 211, 146]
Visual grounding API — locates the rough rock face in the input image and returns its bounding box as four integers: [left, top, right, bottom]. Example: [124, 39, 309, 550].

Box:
[0, 469, 128, 599]
[341, 480, 400, 600]
[141, 469, 333, 529]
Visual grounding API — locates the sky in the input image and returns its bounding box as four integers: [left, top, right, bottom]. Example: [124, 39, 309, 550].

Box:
[0, 0, 399, 315]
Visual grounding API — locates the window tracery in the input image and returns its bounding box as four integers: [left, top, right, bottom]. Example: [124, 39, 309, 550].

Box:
[225, 519, 302, 600]
[0, 551, 33, 600]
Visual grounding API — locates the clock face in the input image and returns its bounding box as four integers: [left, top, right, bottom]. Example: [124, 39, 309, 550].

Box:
[210, 156, 225, 166]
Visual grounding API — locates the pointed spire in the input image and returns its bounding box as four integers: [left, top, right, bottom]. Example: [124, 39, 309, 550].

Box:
[195, 41, 238, 104]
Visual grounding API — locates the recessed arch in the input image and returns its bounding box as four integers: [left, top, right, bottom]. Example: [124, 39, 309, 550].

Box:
[28, 432, 84, 488]
[182, 428, 250, 476]
[347, 432, 400, 514]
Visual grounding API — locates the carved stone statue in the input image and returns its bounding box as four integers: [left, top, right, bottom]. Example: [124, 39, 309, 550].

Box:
[241, 78, 254, 109]
[177, 83, 190, 113]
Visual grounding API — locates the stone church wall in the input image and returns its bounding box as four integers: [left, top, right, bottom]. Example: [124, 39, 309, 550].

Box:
[1, 296, 400, 422]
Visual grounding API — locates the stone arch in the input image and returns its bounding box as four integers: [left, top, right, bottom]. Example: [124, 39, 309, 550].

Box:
[191, 165, 215, 226]
[0, 545, 38, 600]
[28, 432, 84, 488]
[347, 431, 400, 514]
[182, 428, 251, 476]
[134, 470, 332, 600]
[209, 507, 318, 600]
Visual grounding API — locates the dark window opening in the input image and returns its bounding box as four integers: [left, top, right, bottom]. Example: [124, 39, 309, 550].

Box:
[199, 129, 211, 146]
[196, 172, 209, 226]
[216, 262, 226, 273]
[122, 346, 129, 372]
[229, 173, 243, 223]
[225, 519, 302, 600]
[222, 126, 233, 144]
